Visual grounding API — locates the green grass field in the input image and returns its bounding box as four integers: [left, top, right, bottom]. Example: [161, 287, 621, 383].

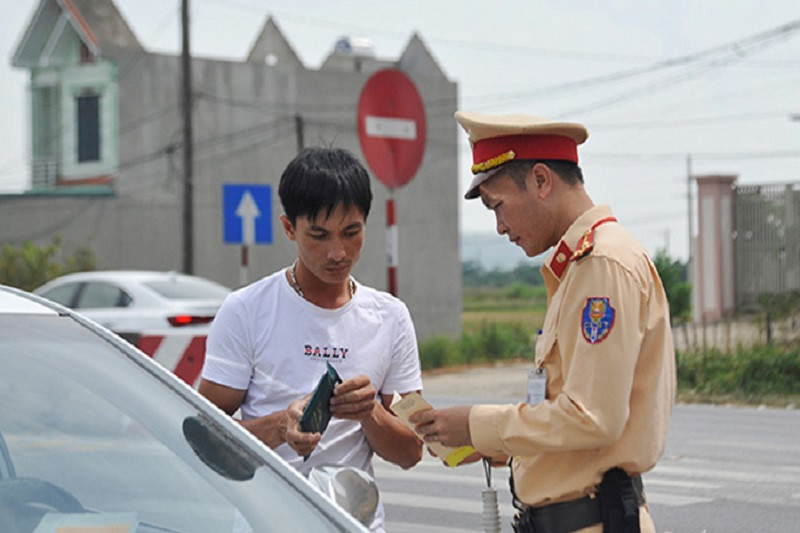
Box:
[448, 286, 800, 407]
[462, 285, 547, 333]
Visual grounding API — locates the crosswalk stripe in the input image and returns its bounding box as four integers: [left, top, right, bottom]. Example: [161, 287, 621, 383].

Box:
[375, 467, 487, 487]
[385, 523, 472, 533]
[644, 478, 722, 490]
[653, 464, 800, 484]
[380, 491, 516, 517]
[645, 491, 714, 507]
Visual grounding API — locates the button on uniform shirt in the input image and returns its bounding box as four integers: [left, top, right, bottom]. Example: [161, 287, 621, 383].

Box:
[469, 204, 676, 506]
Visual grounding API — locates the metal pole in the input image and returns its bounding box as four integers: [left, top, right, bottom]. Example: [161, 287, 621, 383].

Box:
[295, 114, 304, 154]
[386, 193, 398, 296]
[240, 244, 248, 287]
[181, 0, 194, 274]
[687, 155, 694, 330]
[687, 154, 693, 275]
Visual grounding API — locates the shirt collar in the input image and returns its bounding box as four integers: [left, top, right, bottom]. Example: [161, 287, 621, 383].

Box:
[542, 204, 614, 283]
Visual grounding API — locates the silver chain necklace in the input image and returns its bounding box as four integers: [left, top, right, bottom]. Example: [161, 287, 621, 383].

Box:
[290, 261, 355, 301]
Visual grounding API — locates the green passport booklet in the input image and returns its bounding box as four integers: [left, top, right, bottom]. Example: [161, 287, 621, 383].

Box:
[299, 362, 342, 459]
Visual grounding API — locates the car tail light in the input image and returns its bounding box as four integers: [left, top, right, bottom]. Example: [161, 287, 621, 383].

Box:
[168, 315, 214, 327]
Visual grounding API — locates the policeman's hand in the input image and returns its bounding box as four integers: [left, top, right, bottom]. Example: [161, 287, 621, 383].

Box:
[409, 405, 473, 448]
[330, 375, 377, 423]
[283, 394, 321, 457]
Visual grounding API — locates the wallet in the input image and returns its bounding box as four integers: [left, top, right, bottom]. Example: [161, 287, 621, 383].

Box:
[299, 362, 343, 459]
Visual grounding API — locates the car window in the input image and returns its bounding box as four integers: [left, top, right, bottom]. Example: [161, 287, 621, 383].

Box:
[40, 283, 79, 307]
[145, 278, 230, 300]
[0, 312, 358, 533]
[75, 282, 131, 309]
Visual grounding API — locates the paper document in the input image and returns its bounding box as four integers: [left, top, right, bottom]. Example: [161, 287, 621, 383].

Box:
[390, 391, 477, 467]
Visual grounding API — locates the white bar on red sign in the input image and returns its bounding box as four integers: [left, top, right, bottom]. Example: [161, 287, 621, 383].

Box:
[365, 116, 416, 140]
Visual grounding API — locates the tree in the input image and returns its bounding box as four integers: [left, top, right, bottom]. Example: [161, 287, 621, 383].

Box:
[758, 290, 800, 346]
[0, 236, 95, 291]
[652, 249, 691, 324]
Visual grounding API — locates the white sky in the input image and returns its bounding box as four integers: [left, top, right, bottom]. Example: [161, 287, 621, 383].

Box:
[2, 0, 800, 262]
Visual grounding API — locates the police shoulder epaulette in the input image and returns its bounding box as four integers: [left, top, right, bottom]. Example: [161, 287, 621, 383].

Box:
[570, 216, 618, 262]
[570, 229, 594, 262]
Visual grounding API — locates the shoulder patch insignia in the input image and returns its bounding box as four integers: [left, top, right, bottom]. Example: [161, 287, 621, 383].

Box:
[581, 297, 615, 344]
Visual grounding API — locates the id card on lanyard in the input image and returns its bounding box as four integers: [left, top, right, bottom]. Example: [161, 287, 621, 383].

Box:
[527, 367, 547, 405]
[528, 328, 547, 405]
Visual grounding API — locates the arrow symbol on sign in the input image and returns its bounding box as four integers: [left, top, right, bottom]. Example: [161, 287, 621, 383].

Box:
[235, 191, 261, 245]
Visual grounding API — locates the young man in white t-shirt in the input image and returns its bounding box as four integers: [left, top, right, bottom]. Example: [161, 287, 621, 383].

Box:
[199, 147, 423, 532]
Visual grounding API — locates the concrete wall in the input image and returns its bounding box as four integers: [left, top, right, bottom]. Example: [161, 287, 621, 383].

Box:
[0, 47, 461, 342]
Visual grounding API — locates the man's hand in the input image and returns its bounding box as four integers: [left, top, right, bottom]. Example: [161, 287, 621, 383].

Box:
[283, 394, 321, 457]
[330, 375, 377, 423]
[409, 405, 473, 448]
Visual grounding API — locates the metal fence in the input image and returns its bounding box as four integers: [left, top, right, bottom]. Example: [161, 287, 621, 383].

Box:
[734, 182, 800, 311]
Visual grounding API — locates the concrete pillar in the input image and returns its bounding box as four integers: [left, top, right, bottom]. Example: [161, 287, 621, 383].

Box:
[695, 175, 737, 322]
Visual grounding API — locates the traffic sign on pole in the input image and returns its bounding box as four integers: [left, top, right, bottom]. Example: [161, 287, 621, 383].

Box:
[223, 184, 272, 287]
[223, 184, 272, 245]
[357, 69, 426, 190]
[357, 69, 427, 297]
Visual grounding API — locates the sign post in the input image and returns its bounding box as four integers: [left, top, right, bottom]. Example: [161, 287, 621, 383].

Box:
[357, 69, 426, 296]
[223, 184, 272, 287]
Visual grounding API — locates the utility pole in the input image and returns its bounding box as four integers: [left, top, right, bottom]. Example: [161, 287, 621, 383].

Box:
[295, 114, 305, 154]
[686, 154, 693, 270]
[181, 0, 194, 274]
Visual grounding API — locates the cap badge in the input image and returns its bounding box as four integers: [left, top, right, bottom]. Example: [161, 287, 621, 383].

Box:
[471, 150, 516, 174]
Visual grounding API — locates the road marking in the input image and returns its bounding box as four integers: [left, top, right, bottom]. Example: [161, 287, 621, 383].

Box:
[645, 491, 714, 507]
[653, 464, 800, 484]
[386, 523, 470, 533]
[381, 491, 515, 517]
[695, 439, 800, 454]
[375, 467, 487, 487]
[644, 478, 722, 490]
[792, 493, 800, 499]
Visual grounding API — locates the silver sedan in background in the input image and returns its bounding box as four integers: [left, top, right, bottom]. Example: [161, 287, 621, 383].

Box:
[33, 270, 231, 334]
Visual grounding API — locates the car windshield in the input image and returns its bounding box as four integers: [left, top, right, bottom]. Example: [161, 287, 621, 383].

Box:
[0, 311, 355, 533]
[144, 277, 230, 300]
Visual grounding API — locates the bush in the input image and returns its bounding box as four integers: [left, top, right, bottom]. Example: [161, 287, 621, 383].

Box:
[419, 322, 534, 370]
[0, 236, 95, 291]
[419, 337, 458, 371]
[677, 344, 800, 401]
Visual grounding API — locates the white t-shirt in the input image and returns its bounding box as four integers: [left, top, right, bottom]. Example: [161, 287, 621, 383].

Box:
[202, 267, 422, 477]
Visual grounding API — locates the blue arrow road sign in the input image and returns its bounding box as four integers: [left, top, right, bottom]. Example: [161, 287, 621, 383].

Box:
[223, 184, 272, 244]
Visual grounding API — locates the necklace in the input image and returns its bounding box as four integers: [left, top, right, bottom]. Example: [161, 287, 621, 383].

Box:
[290, 261, 355, 301]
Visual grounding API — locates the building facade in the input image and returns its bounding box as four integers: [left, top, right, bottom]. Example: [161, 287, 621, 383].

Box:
[693, 174, 800, 322]
[2, 0, 462, 341]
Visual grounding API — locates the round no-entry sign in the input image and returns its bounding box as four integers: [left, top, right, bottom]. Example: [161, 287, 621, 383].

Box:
[357, 69, 426, 189]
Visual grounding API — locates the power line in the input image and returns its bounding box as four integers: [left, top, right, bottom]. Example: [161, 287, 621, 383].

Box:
[464, 19, 800, 111]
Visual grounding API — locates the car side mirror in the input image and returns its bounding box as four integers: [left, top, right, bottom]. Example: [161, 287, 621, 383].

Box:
[182, 416, 260, 481]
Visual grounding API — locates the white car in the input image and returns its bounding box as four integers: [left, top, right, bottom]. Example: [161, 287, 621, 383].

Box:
[33, 270, 231, 334]
[0, 284, 368, 532]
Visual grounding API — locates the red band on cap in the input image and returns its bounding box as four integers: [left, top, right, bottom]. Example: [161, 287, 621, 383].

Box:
[472, 134, 579, 168]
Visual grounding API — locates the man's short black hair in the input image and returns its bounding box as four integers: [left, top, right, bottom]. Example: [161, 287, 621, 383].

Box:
[279, 147, 373, 225]
[501, 160, 584, 188]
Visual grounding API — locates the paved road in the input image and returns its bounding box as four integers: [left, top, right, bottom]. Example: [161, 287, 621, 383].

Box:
[374, 363, 800, 532]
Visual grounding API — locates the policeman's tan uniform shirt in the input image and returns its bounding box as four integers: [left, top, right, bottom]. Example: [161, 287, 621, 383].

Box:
[469, 204, 677, 507]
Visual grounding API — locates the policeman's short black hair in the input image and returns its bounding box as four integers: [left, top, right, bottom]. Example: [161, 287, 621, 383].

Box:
[502, 159, 585, 188]
[279, 147, 373, 225]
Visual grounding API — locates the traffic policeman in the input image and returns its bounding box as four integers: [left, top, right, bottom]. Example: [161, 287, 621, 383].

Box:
[411, 111, 677, 533]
